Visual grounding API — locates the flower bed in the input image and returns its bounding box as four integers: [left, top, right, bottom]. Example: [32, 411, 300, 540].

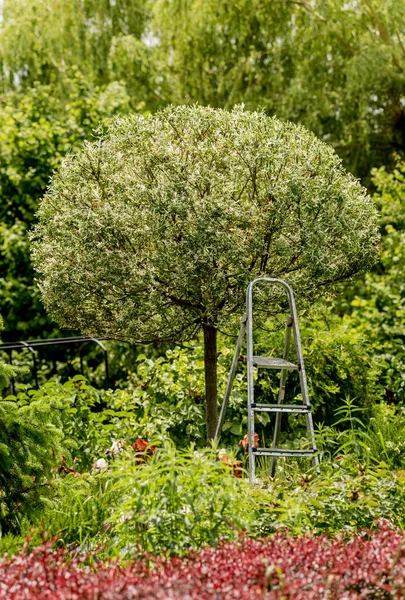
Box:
[1, 526, 405, 599]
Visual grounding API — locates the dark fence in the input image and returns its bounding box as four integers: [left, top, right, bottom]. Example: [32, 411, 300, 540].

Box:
[0, 336, 109, 393]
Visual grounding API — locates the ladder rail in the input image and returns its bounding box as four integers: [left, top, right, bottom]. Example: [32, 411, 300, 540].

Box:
[270, 315, 293, 477]
[287, 284, 319, 470]
[247, 278, 294, 483]
[214, 314, 247, 441]
[246, 283, 256, 484]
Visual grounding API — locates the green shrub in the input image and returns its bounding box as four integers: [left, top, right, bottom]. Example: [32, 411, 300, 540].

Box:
[0, 329, 66, 533]
[38, 471, 115, 549]
[34, 445, 251, 558]
[18, 374, 205, 470]
[0, 317, 66, 534]
[250, 457, 405, 537]
[249, 397, 405, 537]
[0, 390, 67, 534]
[123, 347, 206, 445]
[322, 397, 405, 470]
[108, 443, 252, 556]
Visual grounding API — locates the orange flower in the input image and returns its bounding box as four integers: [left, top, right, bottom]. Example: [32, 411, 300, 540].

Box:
[238, 433, 259, 452]
[219, 455, 243, 478]
[133, 437, 149, 452]
[132, 438, 157, 463]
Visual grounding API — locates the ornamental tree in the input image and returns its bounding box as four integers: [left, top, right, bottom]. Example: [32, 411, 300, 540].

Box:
[31, 105, 379, 440]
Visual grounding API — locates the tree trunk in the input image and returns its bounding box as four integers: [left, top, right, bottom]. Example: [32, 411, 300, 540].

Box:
[203, 323, 218, 442]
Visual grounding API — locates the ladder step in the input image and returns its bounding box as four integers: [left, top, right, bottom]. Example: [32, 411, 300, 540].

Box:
[251, 403, 311, 413]
[252, 356, 298, 370]
[252, 447, 316, 457]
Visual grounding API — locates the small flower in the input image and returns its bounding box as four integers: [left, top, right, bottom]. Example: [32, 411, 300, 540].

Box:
[238, 432, 260, 452]
[133, 438, 157, 463]
[93, 458, 108, 471]
[219, 455, 243, 478]
[111, 439, 126, 455]
[133, 437, 150, 452]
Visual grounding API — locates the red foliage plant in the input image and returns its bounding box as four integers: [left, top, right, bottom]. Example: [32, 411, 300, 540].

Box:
[2, 525, 405, 599]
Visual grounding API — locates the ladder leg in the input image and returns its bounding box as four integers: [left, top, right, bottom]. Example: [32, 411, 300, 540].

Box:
[246, 285, 255, 484]
[306, 412, 320, 470]
[215, 315, 247, 441]
[287, 290, 319, 468]
[297, 356, 319, 465]
[270, 316, 293, 477]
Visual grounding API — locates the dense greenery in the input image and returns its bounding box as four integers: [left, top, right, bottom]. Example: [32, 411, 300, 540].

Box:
[1, 1, 404, 182]
[0, 0, 151, 104]
[346, 161, 405, 401]
[4, 0, 405, 587]
[0, 78, 130, 340]
[2, 375, 405, 558]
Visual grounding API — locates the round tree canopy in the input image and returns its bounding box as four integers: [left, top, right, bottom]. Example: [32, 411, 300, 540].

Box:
[31, 105, 379, 343]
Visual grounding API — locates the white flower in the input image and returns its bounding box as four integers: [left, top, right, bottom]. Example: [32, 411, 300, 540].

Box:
[111, 439, 126, 455]
[93, 458, 108, 471]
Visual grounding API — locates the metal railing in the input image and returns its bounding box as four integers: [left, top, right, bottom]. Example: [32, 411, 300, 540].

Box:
[0, 336, 109, 393]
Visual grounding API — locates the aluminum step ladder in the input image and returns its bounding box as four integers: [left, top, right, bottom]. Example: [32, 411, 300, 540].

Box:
[215, 277, 319, 483]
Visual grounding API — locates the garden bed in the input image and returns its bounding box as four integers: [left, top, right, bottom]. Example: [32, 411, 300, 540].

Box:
[1, 526, 404, 599]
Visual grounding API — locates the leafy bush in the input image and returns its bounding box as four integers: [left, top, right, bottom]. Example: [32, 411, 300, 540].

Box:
[34, 444, 250, 558]
[326, 398, 405, 470]
[335, 160, 405, 404]
[248, 398, 405, 537]
[0, 392, 66, 534]
[108, 443, 251, 556]
[250, 457, 405, 537]
[13, 377, 115, 472]
[124, 347, 206, 445]
[37, 471, 114, 550]
[17, 373, 205, 470]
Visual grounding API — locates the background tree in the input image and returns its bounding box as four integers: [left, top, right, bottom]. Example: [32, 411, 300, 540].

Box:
[1, 0, 404, 182]
[0, 0, 156, 109]
[152, 0, 405, 182]
[31, 105, 379, 439]
[0, 78, 130, 340]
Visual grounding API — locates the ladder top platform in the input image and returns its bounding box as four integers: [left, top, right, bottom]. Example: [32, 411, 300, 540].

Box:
[252, 356, 298, 370]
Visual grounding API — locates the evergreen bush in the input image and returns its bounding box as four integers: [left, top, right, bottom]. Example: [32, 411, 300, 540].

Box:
[0, 317, 66, 533]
